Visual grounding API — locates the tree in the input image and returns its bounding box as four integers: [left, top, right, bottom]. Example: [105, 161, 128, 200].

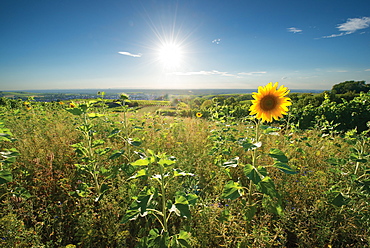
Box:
[331, 80, 370, 94]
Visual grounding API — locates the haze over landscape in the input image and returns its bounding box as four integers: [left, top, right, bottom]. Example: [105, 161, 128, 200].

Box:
[1, 0, 370, 91]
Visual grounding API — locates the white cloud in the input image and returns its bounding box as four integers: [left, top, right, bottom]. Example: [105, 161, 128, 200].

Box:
[118, 51, 142, 58]
[170, 70, 238, 77]
[365, 69, 370, 71]
[170, 70, 269, 78]
[238, 71, 267, 76]
[212, 38, 221, 44]
[338, 17, 370, 32]
[321, 17, 370, 38]
[287, 27, 302, 33]
[321, 32, 347, 38]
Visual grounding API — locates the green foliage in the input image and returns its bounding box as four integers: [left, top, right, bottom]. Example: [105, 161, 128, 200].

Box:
[122, 150, 195, 247]
[290, 92, 370, 132]
[332, 80, 370, 94]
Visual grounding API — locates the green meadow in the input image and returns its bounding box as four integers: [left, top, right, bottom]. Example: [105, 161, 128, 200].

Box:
[0, 85, 369, 247]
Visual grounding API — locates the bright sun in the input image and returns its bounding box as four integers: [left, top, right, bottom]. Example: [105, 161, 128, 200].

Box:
[157, 42, 183, 69]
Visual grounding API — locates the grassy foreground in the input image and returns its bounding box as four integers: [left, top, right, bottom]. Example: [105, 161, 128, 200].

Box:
[0, 99, 369, 247]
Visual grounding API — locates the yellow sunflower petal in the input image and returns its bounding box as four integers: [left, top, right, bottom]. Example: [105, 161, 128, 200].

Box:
[249, 82, 291, 123]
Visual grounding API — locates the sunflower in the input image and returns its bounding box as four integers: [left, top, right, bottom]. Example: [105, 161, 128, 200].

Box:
[249, 82, 291, 122]
[69, 102, 76, 108]
[196, 112, 203, 118]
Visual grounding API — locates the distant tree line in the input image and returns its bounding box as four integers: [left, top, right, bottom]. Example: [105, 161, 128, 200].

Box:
[331, 80, 370, 94]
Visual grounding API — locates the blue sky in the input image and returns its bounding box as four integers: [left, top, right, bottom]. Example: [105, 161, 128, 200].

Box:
[1, 0, 370, 90]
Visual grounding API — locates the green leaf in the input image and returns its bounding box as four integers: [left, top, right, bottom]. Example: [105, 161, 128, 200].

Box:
[12, 187, 31, 199]
[0, 170, 13, 184]
[121, 209, 140, 223]
[131, 158, 150, 166]
[130, 188, 155, 216]
[158, 157, 176, 167]
[65, 107, 84, 115]
[0, 133, 12, 142]
[331, 192, 350, 207]
[79, 104, 89, 112]
[75, 182, 91, 198]
[262, 196, 283, 216]
[177, 230, 192, 248]
[243, 205, 257, 222]
[258, 177, 280, 199]
[175, 195, 189, 205]
[222, 157, 239, 167]
[100, 183, 110, 194]
[268, 148, 289, 163]
[129, 169, 147, 179]
[273, 162, 298, 174]
[94, 184, 110, 202]
[173, 168, 195, 177]
[261, 125, 280, 134]
[173, 203, 191, 219]
[121, 163, 136, 176]
[92, 139, 105, 148]
[238, 139, 257, 151]
[244, 164, 267, 184]
[221, 180, 243, 200]
[148, 229, 167, 248]
[109, 149, 125, 160]
[0, 148, 20, 163]
[108, 128, 121, 138]
[87, 113, 105, 118]
[128, 138, 142, 147]
[94, 147, 111, 156]
[186, 193, 198, 205]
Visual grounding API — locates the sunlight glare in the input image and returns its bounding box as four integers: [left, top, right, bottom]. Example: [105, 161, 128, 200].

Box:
[158, 42, 183, 69]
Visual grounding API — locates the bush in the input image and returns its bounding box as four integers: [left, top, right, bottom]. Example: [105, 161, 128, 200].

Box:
[290, 92, 370, 132]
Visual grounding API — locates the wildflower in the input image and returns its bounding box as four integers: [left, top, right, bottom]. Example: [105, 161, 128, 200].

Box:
[59, 101, 64, 105]
[196, 112, 203, 118]
[24, 102, 32, 110]
[69, 103, 76, 108]
[249, 82, 291, 122]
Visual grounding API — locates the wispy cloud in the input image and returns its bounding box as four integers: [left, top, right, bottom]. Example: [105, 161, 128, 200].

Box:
[327, 70, 348, 73]
[287, 27, 302, 33]
[212, 38, 221, 44]
[118, 51, 142, 58]
[321, 17, 370, 38]
[365, 69, 370, 71]
[170, 70, 236, 77]
[238, 71, 267, 76]
[169, 70, 269, 78]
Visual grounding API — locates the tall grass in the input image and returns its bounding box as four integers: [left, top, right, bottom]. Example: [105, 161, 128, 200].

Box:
[0, 99, 369, 247]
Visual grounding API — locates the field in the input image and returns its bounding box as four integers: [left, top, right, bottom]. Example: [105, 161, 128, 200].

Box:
[0, 94, 369, 248]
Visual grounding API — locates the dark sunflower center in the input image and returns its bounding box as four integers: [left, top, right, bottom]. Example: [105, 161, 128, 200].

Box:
[260, 95, 277, 111]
